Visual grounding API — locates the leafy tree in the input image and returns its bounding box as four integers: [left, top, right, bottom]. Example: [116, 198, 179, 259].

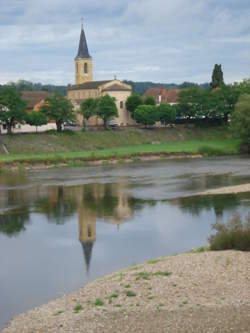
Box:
[96, 95, 118, 129]
[177, 87, 202, 122]
[40, 94, 75, 132]
[157, 103, 176, 126]
[211, 64, 224, 89]
[125, 94, 143, 118]
[231, 94, 250, 152]
[134, 105, 157, 127]
[79, 98, 99, 129]
[0, 85, 27, 134]
[25, 111, 47, 132]
[144, 95, 155, 106]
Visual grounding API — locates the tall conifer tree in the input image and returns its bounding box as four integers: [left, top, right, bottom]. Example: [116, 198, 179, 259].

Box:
[211, 64, 224, 89]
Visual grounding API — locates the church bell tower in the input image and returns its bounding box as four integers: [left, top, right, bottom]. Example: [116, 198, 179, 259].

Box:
[75, 23, 93, 84]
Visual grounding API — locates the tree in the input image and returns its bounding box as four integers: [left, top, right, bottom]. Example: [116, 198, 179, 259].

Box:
[125, 94, 143, 119]
[231, 94, 250, 152]
[96, 95, 118, 129]
[211, 64, 224, 89]
[40, 94, 75, 132]
[79, 98, 99, 129]
[0, 85, 27, 134]
[134, 105, 157, 127]
[144, 95, 155, 106]
[25, 111, 47, 132]
[157, 103, 176, 126]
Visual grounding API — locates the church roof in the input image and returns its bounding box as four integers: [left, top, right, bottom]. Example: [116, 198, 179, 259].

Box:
[68, 80, 112, 91]
[102, 84, 131, 92]
[76, 26, 91, 59]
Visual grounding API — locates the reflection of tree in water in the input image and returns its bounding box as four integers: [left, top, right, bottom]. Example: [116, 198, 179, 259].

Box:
[171, 193, 250, 217]
[35, 186, 77, 224]
[0, 208, 30, 237]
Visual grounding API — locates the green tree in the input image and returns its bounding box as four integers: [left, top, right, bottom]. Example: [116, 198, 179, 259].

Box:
[134, 105, 156, 127]
[125, 94, 143, 119]
[40, 94, 75, 132]
[157, 103, 176, 126]
[97, 95, 118, 129]
[25, 111, 47, 132]
[211, 64, 224, 89]
[231, 94, 250, 152]
[0, 85, 27, 134]
[144, 95, 155, 106]
[79, 98, 98, 129]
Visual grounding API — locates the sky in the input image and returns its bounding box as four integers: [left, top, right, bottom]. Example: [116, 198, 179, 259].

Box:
[1, 0, 250, 85]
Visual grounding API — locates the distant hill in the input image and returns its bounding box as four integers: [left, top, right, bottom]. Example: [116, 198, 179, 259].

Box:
[0, 79, 210, 96]
[124, 80, 210, 95]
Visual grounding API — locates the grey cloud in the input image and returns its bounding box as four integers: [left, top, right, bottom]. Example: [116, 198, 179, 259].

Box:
[0, 0, 250, 84]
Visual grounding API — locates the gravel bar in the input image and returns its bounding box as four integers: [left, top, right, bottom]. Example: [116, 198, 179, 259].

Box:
[2, 250, 250, 333]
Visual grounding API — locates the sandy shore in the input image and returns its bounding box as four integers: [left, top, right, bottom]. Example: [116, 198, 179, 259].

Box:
[2, 250, 250, 333]
[199, 183, 250, 196]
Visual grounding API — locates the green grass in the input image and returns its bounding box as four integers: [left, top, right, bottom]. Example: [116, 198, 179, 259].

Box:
[95, 298, 104, 306]
[0, 139, 239, 166]
[126, 290, 137, 297]
[73, 304, 83, 314]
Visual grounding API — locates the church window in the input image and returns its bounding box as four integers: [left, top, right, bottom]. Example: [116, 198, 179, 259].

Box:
[88, 226, 92, 237]
[158, 95, 162, 103]
[120, 101, 124, 109]
[76, 63, 78, 73]
[84, 63, 88, 74]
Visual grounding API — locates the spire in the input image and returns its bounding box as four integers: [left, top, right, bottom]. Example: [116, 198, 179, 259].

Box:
[76, 22, 91, 59]
[80, 240, 94, 273]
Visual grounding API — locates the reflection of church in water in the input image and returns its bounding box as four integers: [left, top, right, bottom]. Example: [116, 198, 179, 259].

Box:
[67, 183, 133, 273]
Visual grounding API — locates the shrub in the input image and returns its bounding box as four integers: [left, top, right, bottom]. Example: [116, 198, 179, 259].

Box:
[95, 298, 104, 306]
[231, 94, 250, 152]
[198, 146, 224, 156]
[126, 290, 136, 297]
[209, 212, 250, 251]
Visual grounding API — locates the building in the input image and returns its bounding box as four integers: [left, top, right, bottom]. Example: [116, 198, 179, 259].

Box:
[0, 91, 56, 134]
[143, 87, 180, 105]
[67, 24, 134, 126]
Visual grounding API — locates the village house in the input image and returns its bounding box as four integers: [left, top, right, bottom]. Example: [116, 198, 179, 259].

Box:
[143, 87, 180, 105]
[0, 91, 56, 134]
[67, 24, 134, 126]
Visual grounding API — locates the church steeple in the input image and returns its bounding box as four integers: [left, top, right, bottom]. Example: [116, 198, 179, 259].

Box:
[75, 22, 93, 84]
[76, 25, 91, 59]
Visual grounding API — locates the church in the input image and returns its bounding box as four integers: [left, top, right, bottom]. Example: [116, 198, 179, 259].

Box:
[67, 25, 134, 126]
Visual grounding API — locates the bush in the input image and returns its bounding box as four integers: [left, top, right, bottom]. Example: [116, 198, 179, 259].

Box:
[198, 146, 224, 156]
[231, 94, 250, 152]
[209, 212, 250, 251]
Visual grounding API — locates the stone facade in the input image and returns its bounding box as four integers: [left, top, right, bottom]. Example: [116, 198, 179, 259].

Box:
[68, 80, 134, 126]
[75, 58, 93, 85]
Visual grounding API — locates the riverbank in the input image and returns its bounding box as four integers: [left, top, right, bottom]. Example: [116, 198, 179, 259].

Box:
[2, 250, 250, 333]
[0, 138, 239, 169]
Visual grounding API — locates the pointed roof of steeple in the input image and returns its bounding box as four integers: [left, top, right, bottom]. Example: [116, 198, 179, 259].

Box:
[76, 25, 91, 59]
[80, 240, 94, 273]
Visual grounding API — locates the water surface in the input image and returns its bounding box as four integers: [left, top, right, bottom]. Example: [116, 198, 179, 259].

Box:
[1, 157, 250, 329]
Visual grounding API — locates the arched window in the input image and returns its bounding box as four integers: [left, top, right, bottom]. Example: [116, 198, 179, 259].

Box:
[84, 63, 88, 74]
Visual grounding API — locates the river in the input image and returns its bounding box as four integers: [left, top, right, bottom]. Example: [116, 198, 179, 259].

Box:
[1, 156, 250, 329]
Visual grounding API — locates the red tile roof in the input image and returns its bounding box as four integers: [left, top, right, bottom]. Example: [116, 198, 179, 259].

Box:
[22, 91, 52, 109]
[143, 87, 180, 104]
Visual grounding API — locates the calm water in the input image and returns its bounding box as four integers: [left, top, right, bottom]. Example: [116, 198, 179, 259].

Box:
[1, 157, 250, 328]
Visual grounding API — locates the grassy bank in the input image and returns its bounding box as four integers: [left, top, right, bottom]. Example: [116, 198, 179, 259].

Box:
[0, 138, 239, 166]
[0, 127, 240, 167]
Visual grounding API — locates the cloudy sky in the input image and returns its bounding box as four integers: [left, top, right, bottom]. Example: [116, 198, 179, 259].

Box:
[1, 0, 250, 85]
